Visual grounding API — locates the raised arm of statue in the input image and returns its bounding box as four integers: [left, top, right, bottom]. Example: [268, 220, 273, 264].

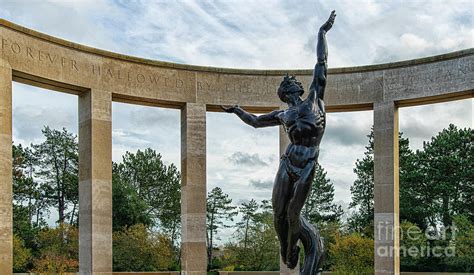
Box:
[221, 105, 281, 128]
[307, 10, 336, 104]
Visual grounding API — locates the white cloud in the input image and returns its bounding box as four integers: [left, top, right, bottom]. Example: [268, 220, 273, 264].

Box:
[399, 98, 473, 150]
[111, 102, 181, 166]
[12, 82, 78, 145]
[0, 0, 123, 51]
[2, 0, 471, 68]
[400, 33, 431, 52]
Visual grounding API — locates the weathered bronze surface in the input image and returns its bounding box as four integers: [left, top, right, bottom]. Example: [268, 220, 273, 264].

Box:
[222, 10, 336, 274]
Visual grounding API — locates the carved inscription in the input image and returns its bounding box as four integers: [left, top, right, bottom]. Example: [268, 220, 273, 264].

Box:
[2, 37, 79, 71]
[0, 34, 316, 100]
[196, 77, 292, 98]
[2, 31, 469, 104]
[0, 35, 193, 92]
[90, 64, 187, 89]
[0, 34, 268, 96]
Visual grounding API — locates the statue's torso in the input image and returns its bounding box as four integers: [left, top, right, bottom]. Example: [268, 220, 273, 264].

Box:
[278, 99, 326, 168]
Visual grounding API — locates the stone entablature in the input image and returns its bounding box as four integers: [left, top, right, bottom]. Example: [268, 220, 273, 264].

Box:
[0, 19, 472, 110]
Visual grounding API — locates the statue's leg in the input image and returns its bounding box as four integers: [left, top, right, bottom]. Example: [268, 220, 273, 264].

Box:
[300, 215, 325, 275]
[286, 162, 316, 269]
[272, 159, 293, 264]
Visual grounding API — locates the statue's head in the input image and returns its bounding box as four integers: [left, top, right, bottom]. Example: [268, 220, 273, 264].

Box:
[277, 74, 304, 103]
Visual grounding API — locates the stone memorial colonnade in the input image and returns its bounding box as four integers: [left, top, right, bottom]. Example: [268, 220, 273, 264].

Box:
[0, 19, 472, 274]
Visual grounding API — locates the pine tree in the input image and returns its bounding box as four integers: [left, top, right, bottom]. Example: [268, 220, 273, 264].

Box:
[112, 162, 153, 231]
[228, 199, 279, 271]
[236, 199, 258, 249]
[33, 127, 78, 224]
[302, 163, 343, 225]
[12, 143, 46, 250]
[206, 187, 237, 268]
[13, 143, 43, 226]
[113, 148, 181, 239]
[348, 130, 374, 233]
[348, 129, 413, 233]
[420, 124, 473, 226]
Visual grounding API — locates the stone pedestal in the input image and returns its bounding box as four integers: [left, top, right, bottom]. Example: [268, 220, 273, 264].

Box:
[373, 101, 400, 274]
[280, 257, 299, 275]
[78, 89, 113, 273]
[0, 60, 12, 274]
[181, 103, 207, 274]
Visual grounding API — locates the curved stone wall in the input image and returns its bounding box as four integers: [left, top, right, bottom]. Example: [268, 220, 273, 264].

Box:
[1, 19, 472, 110]
[0, 19, 472, 275]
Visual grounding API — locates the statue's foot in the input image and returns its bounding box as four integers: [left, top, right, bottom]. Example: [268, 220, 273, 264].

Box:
[286, 246, 300, 269]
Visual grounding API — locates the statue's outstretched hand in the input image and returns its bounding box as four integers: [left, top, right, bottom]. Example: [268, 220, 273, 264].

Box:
[320, 10, 336, 32]
[221, 105, 239, 113]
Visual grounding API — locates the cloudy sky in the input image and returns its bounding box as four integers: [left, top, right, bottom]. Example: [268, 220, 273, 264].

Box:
[2, 0, 472, 243]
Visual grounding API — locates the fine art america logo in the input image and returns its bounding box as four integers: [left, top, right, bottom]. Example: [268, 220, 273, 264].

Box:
[376, 220, 458, 258]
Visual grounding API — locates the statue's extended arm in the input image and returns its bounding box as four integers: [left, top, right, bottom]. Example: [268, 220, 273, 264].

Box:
[307, 10, 336, 103]
[221, 105, 281, 128]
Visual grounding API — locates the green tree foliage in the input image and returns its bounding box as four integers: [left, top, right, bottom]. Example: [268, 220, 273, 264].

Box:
[13, 144, 46, 226]
[113, 149, 181, 241]
[302, 163, 343, 225]
[112, 162, 153, 231]
[400, 125, 473, 230]
[351, 125, 472, 232]
[348, 130, 375, 233]
[112, 148, 181, 268]
[12, 127, 182, 271]
[12, 204, 40, 265]
[318, 221, 343, 270]
[113, 224, 174, 271]
[419, 125, 473, 227]
[13, 144, 47, 249]
[222, 200, 279, 271]
[349, 125, 473, 271]
[12, 128, 79, 272]
[13, 234, 31, 272]
[399, 145, 432, 230]
[207, 187, 237, 268]
[32, 223, 79, 272]
[444, 215, 474, 272]
[399, 220, 427, 269]
[235, 199, 258, 249]
[349, 129, 413, 234]
[33, 127, 79, 224]
[329, 233, 374, 273]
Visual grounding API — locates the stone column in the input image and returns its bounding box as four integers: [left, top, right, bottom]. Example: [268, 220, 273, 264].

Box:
[0, 60, 12, 274]
[373, 101, 400, 274]
[78, 89, 112, 274]
[181, 103, 207, 274]
[279, 124, 299, 275]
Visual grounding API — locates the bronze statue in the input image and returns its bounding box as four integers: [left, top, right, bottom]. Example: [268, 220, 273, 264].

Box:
[222, 11, 336, 274]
